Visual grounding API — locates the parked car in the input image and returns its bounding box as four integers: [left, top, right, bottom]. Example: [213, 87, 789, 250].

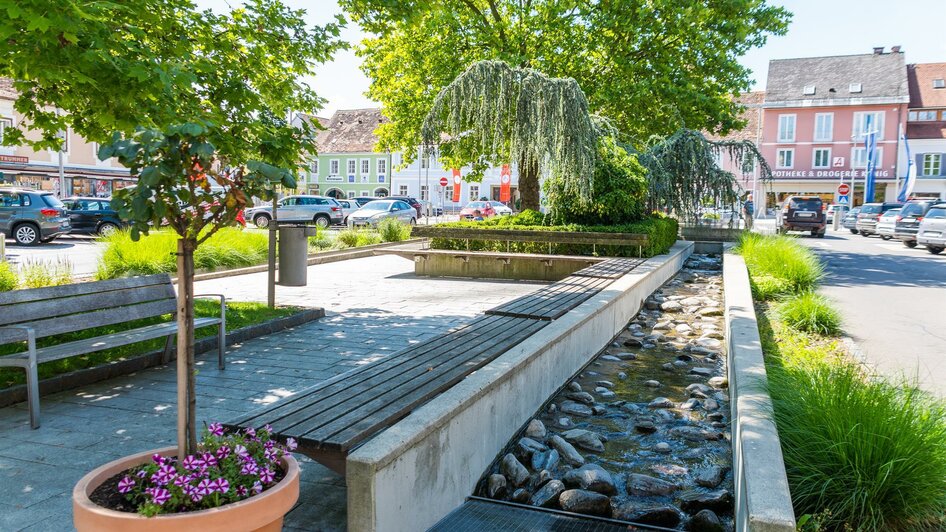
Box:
[0, 188, 72, 245]
[488, 201, 514, 216]
[351, 196, 378, 208]
[417, 200, 443, 217]
[895, 199, 943, 248]
[777, 195, 826, 237]
[875, 208, 901, 240]
[855, 202, 902, 236]
[63, 197, 127, 236]
[388, 195, 423, 218]
[459, 201, 497, 220]
[347, 199, 417, 228]
[841, 206, 861, 234]
[335, 199, 359, 224]
[244, 195, 343, 229]
[916, 204, 946, 255]
[826, 204, 847, 223]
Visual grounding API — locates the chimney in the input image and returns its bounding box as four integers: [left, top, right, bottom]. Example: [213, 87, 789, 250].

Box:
[891, 45, 901, 53]
[873, 46, 884, 55]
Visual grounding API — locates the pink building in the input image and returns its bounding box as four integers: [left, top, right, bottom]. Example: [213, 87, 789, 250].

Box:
[760, 48, 909, 207]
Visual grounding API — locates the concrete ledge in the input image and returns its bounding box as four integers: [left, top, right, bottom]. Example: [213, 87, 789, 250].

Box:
[376, 248, 607, 281]
[346, 241, 694, 532]
[681, 225, 745, 242]
[0, 308, 324, 408]
[723, 253, 796, 532]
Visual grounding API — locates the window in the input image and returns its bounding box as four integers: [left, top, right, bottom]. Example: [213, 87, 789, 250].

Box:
[330, 159, 339, 175]
[445, 185, 454, 200]
[849, 83, 862, 93]
[943, 111, 946, 120]
[777, 115, 795, 142]
[56, 129, 70, 153]
[420, 185, 429, 201]
[347, 191, 356, 199]
[420, 156, 429, 169]
[361, 159, 370, 174]
[399, 185, 408, 196]
[347, 159, 356, 175]
[377, 159, 387, 175]
[814, 113, 833, 141]
[926, 207, 946, 219]
[311, 160, 319, 175]
[915, 110, 937, 121]
[852, 147, 883, 169]
[803, 85, 816, 95]
[776, 148, 794, 168]
[852, 111, 884, 139]
[0, 117, 11, 145]
[934, 79, 945, 89]
[469, 185, 479, 201]
[922, 154, 942, 176]
[813, 148, 831, 168]
[909, 111, 918, 121]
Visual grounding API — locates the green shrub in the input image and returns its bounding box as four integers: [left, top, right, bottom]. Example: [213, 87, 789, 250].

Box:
[20, 258, 73, 288]
[779, 292, 842, 335]
[356, 232, 382, 246]
[0, 261, 17, 291]
[377, 218, 411, 242]
[769, 360, 946, 530]
[97, 228, 267, 279]
[308, 234, 333, 251]
[736, 233, 822, 297]
[336, 229, 361, 248]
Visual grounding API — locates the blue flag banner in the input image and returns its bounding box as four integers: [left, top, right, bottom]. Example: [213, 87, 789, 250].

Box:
[897, 129, 916, 202]
[864, 115, 877, 202]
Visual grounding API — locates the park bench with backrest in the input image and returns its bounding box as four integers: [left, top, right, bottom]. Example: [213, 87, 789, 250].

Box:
[410, 226, 648, 255]
[0, 273, 225, 429]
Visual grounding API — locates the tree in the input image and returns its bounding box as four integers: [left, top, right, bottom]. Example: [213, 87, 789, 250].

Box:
[0, 0, 343, 457]
[420, 60, 598, 210]
[636, 129, 771, 218]
[342, 0, 789, 158]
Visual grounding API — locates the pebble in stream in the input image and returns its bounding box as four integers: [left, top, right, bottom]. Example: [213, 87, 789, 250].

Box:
[475, 255, 734, 531]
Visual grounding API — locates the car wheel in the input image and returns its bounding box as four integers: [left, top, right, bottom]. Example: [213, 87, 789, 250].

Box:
[98, 222, 120, 236]
[817, 231, 826, 238]
[928, 246, 943, 255]
[253, 214, 271, 228]
[314, 215, 330, 229]
[881, 235, 891, 240]
[13, 223, 40, 246]
[849, 228, 858, 234]
[859, 231, 869, 236]
[904, 240, 917, 248]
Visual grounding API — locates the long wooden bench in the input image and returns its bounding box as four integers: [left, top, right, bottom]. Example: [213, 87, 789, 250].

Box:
[0, 274, 225, 429]
[411, 226, 648, 255]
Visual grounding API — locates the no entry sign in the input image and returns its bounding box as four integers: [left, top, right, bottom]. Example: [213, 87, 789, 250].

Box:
[837, 183, 850, 196]
[439, 177, 448, 186]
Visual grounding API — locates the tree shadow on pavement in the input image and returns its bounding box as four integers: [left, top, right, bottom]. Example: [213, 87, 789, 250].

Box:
[808, 248, 946, 288]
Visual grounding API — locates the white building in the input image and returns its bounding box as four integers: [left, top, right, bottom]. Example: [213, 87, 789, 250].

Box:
[391, 148, 520, 210]
[896, 63, 946, 200]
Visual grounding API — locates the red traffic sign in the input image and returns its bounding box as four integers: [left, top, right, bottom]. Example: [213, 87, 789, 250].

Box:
[837, 183, 850, 196]
[439, 177, 449, 186]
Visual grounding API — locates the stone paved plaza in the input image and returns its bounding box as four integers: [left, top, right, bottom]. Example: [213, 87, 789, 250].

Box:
[0, 255, 544, 531]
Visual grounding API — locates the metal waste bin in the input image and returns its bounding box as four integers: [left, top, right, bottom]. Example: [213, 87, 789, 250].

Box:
[278, 224, 317, 286]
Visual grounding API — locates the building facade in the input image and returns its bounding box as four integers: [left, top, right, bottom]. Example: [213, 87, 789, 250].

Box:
[898, 63, 946, 200]
[706, 91, 765, 202]
[0, 79, 132, 196]
[760, 48, 909, 208]
[390, 149, 520, 209]
[301, 109, 392, 199]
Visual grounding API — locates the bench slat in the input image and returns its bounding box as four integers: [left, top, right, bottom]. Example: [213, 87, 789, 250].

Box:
[571, 258, 646, 279]
[0, 317, 221, 365]
[250, 316, 515, 435]
[494, 276, 598, 315]
[0, 299, 177, 344]
[0, 274, 172, 306]
[487, 276, 613, 321]
[316, 318, 548, 451]
[411, 226, 648, 246]
[0, 284, 176, 326]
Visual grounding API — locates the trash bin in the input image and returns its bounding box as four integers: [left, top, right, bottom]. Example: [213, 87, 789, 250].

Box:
[278, 224, 318, 286]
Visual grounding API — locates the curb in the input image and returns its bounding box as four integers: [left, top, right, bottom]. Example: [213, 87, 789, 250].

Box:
[0, 307, 325, 409]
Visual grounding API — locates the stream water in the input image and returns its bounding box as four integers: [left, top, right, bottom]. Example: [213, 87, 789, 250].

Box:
[475, 254, 733, 531]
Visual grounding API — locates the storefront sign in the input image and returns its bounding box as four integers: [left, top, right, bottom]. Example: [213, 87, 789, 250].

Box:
[773, 169, 891, 179]
[0, 155, 28, 164]
[324, 175, 343, 182]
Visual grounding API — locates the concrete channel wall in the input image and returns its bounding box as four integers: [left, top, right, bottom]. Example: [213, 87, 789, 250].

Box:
[346, 241, 694, 532]
[723, 253, 796, 531]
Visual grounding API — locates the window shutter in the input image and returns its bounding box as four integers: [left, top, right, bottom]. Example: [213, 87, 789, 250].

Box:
[941, 154, 946, 176]
[916, 154, 926, 176]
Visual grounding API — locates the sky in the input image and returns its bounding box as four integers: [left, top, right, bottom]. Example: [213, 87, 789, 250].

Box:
[197, 0, 946, 115]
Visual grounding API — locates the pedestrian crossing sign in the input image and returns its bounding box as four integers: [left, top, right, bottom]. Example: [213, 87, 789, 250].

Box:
[838, 195, 849, 205]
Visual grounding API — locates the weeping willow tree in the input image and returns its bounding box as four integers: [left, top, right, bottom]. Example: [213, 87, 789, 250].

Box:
[421, 60, 599, 211]
[637, 129, 772, 219]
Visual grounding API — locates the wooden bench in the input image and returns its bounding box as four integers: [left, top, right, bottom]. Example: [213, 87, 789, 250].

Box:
[411, 226, 648, 255]
[227, 314, 549, 474]
[0, 274, 225, 429]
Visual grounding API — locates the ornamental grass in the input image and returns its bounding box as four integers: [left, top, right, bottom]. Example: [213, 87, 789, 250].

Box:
[736, 232, 822, 299]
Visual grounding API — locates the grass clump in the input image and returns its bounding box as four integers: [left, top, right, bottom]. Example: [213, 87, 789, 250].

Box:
[377, 217, 411, 242]
[20, 258, 73, 288]
[0, 261, 17, 291]
[736, 232, 822, 299]
[97, 228, 267, 279]
[778, 292, 842, 335]
[336, 228, 361, 248]
[356, 232, 381, 246]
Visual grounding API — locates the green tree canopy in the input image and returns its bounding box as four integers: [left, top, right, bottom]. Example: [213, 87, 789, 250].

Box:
[342, 0, 789, 157]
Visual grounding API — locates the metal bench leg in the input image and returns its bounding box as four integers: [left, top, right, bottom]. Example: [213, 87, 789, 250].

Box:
[218, 303, 226, 370]
[25, 331, 39, 429]
[162, 335, 175, 365]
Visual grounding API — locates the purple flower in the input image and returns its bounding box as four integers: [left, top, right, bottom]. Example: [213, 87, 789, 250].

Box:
[264, 439, 275, 450]
[259, 467, 275, 484]
[236, 485, 248, 497]
[216, 446, 231, 460]
[117, 476, 135, 494]
[286, 437, 298, 452]
[136, 469, 148, 479]
[240, 460, 258, 476]
[150, 464, 176, 486]
[234, 444, 248, 457]
[208, 422, 224, 436]
[252, 480, 263, 494]
[184, 485, 202, 503]
[210, 478, 230, 493]
[151, 488, 172, 505]
[244, 427, 256, 438]
[202, 452, 218, 468]
[196, 478, 213, 496]
[263, 424, 273, 433]
[182, 455, 204, 471]
[173, 474, 193, 488]
[152, 453, 165, 465]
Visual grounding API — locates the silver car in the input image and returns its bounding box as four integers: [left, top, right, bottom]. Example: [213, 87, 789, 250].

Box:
[245, 195, 343, 229]
[335, 199, 359, 224]
[0, 188, 72, 245]
[875, 208, 901, 240]
[347, 199, 417, 228]
[916, 204, 946, 255]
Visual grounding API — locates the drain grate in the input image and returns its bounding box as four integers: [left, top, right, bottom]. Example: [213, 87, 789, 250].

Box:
[428, 498, 672, 532]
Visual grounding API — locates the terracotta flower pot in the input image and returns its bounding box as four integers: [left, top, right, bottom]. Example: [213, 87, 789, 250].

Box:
[73, 446, 300, 532]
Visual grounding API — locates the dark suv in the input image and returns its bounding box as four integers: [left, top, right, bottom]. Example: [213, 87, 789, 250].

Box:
[64, 197, 127, 236]
[778, 196, 826, 237]
[855, 202, 902, 236]
[0, 188, 72, 245]
[895, 199, 943, 248]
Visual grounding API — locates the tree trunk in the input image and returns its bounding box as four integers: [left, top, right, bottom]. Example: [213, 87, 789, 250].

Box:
[176, 237, 198, 458]
[518, 156, 540, 211]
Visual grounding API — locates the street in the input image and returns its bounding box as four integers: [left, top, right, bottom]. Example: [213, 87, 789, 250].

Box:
[799, 226, 946, 397]
[2, 235, 105, 279]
